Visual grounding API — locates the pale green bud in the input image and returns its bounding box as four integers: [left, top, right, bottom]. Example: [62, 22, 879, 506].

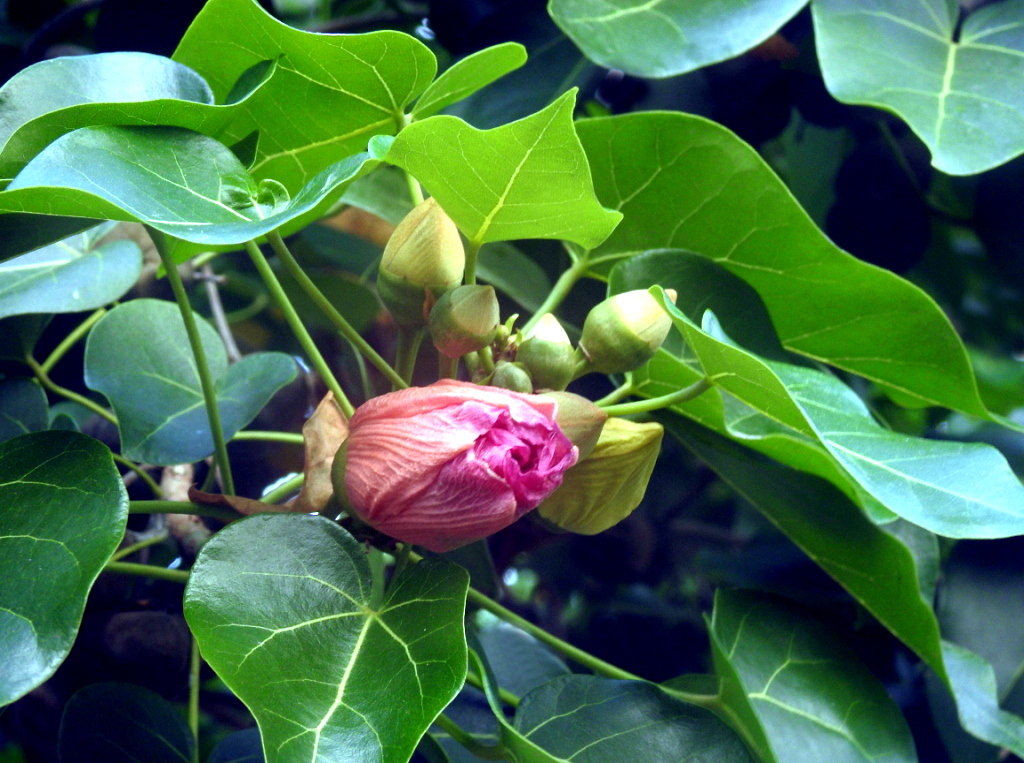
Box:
[490, 361, 533, 393]
[517, 314, 575, 391]
[542, 391, 607, 460]
[428, 285, 500, 358]
[578, 289, 677, 374]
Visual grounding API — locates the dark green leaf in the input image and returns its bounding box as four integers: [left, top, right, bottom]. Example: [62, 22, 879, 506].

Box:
[339, 166, 414, 226]
[0, 314, 50, 359]
[548, 0, 807, 78]
[83, 299, 296, 465]
[706, 590, 917, 763]
[478, 624, 568, 698]
[0, 378, 48, 443]
[208, 728, 264, 763]
[184, 514, 469, 763]
[0, 431, 128, 706]
[476, 243, 552, 313]
[372, 91, 621, 248]
[0, 223, 141, 319]
[412, 43, 528, 120]
[57, 682, 194, 763]
[173, 0, 435, 192]
[813, 0, 1024, 175]
[579, 113, 999, 420]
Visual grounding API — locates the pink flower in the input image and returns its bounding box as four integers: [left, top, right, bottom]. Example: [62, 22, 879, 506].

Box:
[339, 380, 578, 552]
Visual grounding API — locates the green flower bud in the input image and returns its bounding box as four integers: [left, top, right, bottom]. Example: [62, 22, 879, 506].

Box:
[517, 314, 575, 391]
[537, 417, 663, 534]
[490, 361, 533, 393]
[578, 289, 677, 374]
[428, 284, 500, 358]
[378, 198, 465, 327]
[542, 391, 607, 460]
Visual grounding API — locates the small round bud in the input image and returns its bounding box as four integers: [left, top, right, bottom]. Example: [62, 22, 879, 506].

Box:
[428, 285, 500, 358]
[537, 417, 663, 534]
[378, 198, 465, 327]
[541, 391, 607, 460]
[578, 289, 677, 374]
[517, 314, 575, 391]
[490, 361, 533, 393]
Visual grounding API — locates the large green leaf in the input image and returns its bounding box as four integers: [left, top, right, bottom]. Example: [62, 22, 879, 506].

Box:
[548, 0, 807, 78]
[513, 676, 755, 763]
[812, 0, 1024, 175]
[0, 223, 141, 319]
[173, 0, 435, 192]
[577, 113, 998, 419]
[83, 299, 296, 465]
[0, 378, 48, 443]
[57, 682, 194, 763]
[412, 43, 528, 121]
[0, 51, 272, 187]
[706, 590, 917, 763]
[0, 431, 128, 706]
[0, 127, 377, 256]
[372, 91, 621, 248]
[184, 514, 469, 763]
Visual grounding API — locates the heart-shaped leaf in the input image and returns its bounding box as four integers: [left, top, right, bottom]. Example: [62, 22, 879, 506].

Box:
[84, 299, 296, 465]
[0, 51, 272, 187]
[0, 431, 128, 706]
[813, 0, 1024, 175]
[184, 514, 469, 763]
[173, 0, 435, 192]
[0, 377, 48, 443]
[548, 0, 807, 78]
[57, 682, 195, 763]
[580, 113, 1002, 421]
[411, 43, 528, 121]
[0, 126, 377, 256]
[372, 91, 621, 249]
[0, 223, 141, 319]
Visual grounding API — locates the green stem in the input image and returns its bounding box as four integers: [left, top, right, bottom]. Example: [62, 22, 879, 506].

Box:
[520, 252, 590, 335]
[189, 638, 201, 762]
[465, 587, 641, 681]
[261, 472, 305, 505]
[149, 229, 235, 496]
[41, 308, 106, 374]
[110, 531, 169, 562]
[465, 669, 520, 708]
[405, 171, 424, 205]
[465, 240, 482, 285]
[395, 328, 424, 386]
[112, 455, 164, 498]
[391, 543, 412, 583]
[594, 380, 633, 407]
[433, 714, 508, 761]
[244, 240, 355, 418]
[439, 353, 458, 380]
[130, 500, 243, 524]
[266, 230, 407, 391]
[104, 560, 191, 585]
[25, 355, 118, 426]
[600, 378, 712, 416]
[232, 430, 304, 445]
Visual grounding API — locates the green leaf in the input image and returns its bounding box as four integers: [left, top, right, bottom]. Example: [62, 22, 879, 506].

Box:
[83, 299, 296, 465]
[513, 676, 755, 763]
[476, 243, 552, 313]
[339, 166, 413, 226]
[578, 112, 999, 420]
[208, 728, 264, 763]
[412, 43, 528, 121]
[0, 51, 272, 187]
[184, 514, 469, 763]
[0, 223, 141, 319]
[0, 127, 377, 256]
[57, 682, 195, 763]
[548, 0, 807, 78]
[0, 431, 128, 706]
[705, 589, 917, 763]
[478, 625, 568, 698]
[372, 91, 621, 248]
[0, 314, 50, 359]
[812, 0, 1024, 175]
[173, 0, 435, 192]
[0, 378, 48, 443]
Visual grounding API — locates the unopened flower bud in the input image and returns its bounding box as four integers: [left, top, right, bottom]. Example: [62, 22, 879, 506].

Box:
[517, 314, 575, 391]
[537, 417, 663, 534]
[429, 284, 500, 358]
[378, 198, 465, 327]
[541, 391, 607, 460]
[578, 289, 677, 374]
[490, 361, 533, 393]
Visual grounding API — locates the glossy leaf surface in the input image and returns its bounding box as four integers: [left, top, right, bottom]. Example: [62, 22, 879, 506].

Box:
[373, 91, 621, 248]
[412, 43, 528, 120]
[813, 0, 1024, 175]
[0, 431, 128, 706]
[0, 378, 48, 443]
[549, 0, 807, 78]
[84, 299, 296, 464]
[185, 514, 469, 763]
[0, 223, 141, 319]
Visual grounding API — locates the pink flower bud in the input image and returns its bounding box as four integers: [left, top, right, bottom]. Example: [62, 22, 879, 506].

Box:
[334, 380, 578, 552]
